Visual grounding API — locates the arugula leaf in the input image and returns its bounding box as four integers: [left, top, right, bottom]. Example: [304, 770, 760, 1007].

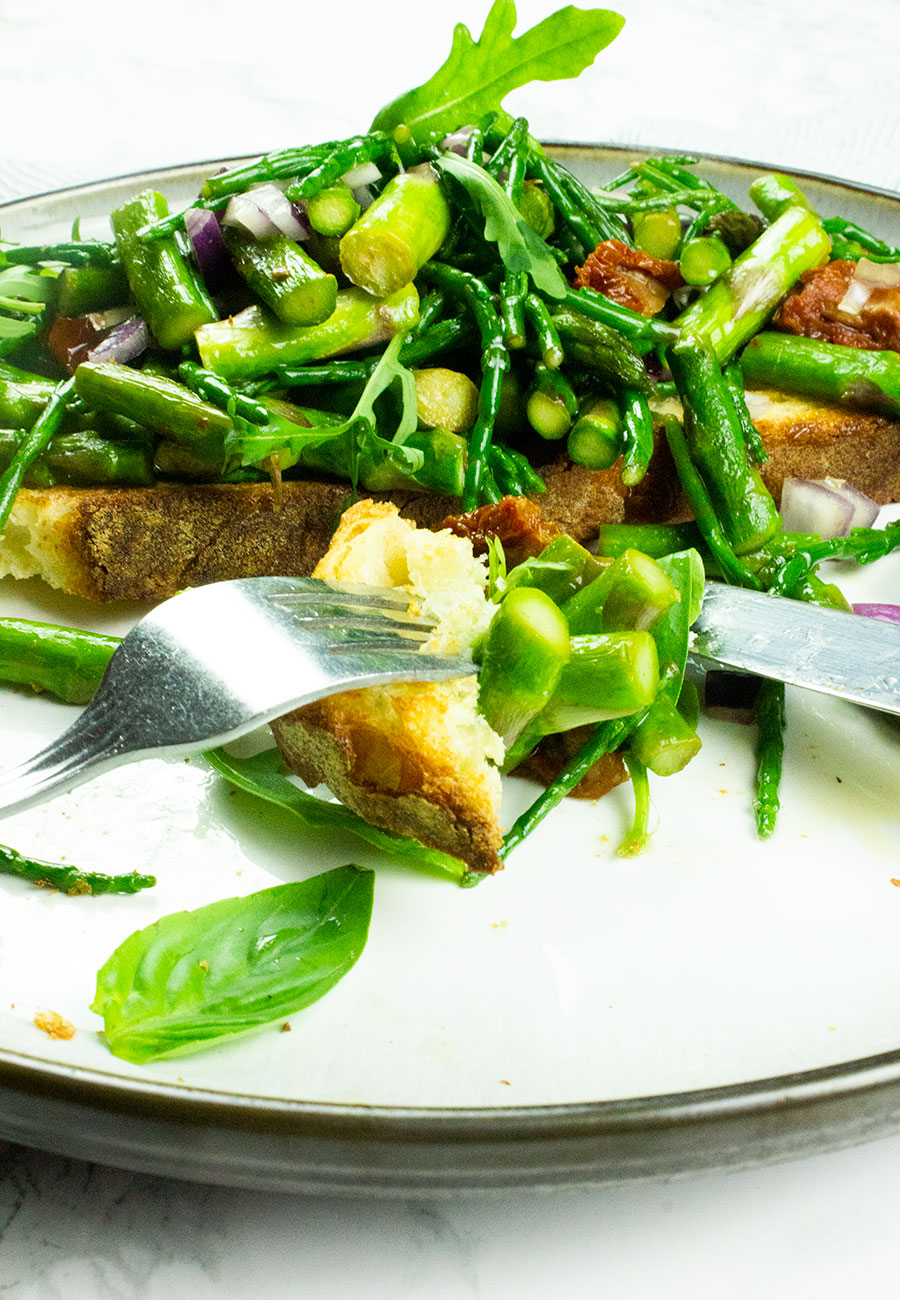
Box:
[435, 153, 567, 298]
[371, 1, 625, 143]
[92, 864, 374, 1063]
[226, 333, 423, 477]
[205, 746, 466, 882]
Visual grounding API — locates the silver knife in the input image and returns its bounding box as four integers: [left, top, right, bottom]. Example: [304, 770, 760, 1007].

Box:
[691, 582, 900, 717]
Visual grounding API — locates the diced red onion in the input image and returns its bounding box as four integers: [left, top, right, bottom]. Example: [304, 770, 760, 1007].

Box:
[440, 127, 476, 156]
[837, 257, 900, 316]
[184, 207, 230, 285]
[87, 316, 149, 365]
[340, 161, 381, 190]
[85, 306, 133, 331]
[780, 476, 880, 537]
[351, 184, 376, 211]
[223, 184, 309, 241]
[852, 603, 900, 624]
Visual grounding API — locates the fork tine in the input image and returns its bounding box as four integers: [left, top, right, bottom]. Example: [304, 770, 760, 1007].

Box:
[286, 612, 434, 639]
[269, 582, 415, 611]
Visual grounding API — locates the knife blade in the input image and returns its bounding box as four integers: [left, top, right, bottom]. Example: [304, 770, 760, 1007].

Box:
[691, 582, 900, 717]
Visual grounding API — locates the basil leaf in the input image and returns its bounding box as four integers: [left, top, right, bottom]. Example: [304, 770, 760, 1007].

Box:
[205, 746, 466, 882]
[92, 864, 374, 1063]
[435, 153, 567, 299]
[371, 1, 624, 144]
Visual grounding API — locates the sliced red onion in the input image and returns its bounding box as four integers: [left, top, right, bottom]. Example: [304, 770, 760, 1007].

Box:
[87, 316, 149, 365]
[340, 161, 382, 190]
[223, 184, 309, 241]
[184, 206, 230, 284]
[780, 476, 880, 537]
[852, 603, 900, 624]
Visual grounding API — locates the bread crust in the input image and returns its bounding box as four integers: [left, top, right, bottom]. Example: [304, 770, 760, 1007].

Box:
[1, 389, 898, 602]
[272, 692, 504, 874]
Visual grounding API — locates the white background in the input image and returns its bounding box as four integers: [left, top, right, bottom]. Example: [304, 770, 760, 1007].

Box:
[2, 0, 900, 1294]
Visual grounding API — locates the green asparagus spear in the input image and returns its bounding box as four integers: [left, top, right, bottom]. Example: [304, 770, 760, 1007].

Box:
[0, 429, 155, 487]
[668, 340, 780, 555]
[340, 164, 451, 296]
[221, 225, 338, 326]
[566, 398, 621, 470]
[0, 361, 56, 428]
[562, 548, 678, 635]
[628, 692, 701, 776]
[413, 367, 479, 432]
[0, 616, 116, 702]
[740, 331, 900, 417]
[73, 362, 231, 459]
[535, 631, 660, 733]
[56, 263, 131, 316]
[550, 305, 652, 391]
[748, 173, 813, 221]
[674, 205, 831, 363]
[477, 586, 570, 747]
[632, 210, 682, 260]
[0, 377, 74, 533]
[504, 535, 606, 606]
[195, 283, 420, 382]
[305, 184, 362, 238]
[109, 191, 216, 350]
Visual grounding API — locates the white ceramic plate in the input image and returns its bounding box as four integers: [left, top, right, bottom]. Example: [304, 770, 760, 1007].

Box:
[1, 149, 899, 1195]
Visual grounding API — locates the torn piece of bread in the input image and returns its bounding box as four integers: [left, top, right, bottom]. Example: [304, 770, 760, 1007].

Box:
[269, 500, 506, 873]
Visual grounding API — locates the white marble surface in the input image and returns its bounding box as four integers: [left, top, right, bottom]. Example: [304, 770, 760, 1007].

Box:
[2, 0, 900, 1292]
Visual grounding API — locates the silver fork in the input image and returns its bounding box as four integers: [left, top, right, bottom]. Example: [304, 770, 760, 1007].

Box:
[0, 575, 476, 819]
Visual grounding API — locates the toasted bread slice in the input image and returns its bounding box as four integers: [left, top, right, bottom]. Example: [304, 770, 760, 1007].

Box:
[269, 500, 506, 873]
[0, 388, 897, 601]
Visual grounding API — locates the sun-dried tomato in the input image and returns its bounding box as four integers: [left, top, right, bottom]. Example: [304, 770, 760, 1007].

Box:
[775, 260, 900, 351]
[573, 239, 683, 317]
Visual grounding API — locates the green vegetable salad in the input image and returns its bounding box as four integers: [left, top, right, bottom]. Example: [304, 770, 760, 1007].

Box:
[1, 1, 899, 1062]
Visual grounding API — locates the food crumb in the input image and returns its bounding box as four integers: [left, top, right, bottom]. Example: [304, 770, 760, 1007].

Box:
[281, 1022, 292, 1033]
[499, 1079, 510, 1086]
[891, 879, 900, 888]
[34, 1010, 75, 1040]
[828, 1026, 836, 1032]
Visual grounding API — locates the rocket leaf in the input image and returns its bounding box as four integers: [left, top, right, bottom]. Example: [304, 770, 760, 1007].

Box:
[435, 152, 567, 298]
[370, 1, 625, 144]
